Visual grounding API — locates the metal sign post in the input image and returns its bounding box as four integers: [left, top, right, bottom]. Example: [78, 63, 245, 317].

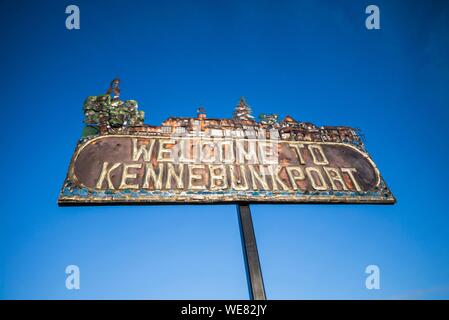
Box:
[237, 204, 266, 300]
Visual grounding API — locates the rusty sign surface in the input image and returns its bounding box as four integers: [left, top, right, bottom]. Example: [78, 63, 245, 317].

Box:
[58, 87, 394, 205]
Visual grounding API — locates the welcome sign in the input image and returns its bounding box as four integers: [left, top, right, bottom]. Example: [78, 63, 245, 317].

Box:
[58, 90, 394, 205]
[58, 133, 394, 205]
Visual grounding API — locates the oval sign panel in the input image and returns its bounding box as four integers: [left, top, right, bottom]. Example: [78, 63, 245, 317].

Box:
[58, 135, 395, 205]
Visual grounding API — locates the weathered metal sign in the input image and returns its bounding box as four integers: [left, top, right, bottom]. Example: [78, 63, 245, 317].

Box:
[59, 134, 394, 204]
[58, 84, 394, 205]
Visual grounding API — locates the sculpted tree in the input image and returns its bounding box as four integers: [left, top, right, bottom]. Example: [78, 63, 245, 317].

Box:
[82, 79, 144, 137]
[233, 97, 255, 123]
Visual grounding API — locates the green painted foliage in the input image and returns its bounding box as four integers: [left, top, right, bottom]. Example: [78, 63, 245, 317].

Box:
[83, 94, 144, 129]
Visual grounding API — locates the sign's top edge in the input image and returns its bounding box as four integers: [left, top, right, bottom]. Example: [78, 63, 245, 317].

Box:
[80, 80, 366, 151]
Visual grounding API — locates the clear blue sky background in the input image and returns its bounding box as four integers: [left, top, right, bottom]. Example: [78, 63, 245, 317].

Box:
[1, 0, 448, 299]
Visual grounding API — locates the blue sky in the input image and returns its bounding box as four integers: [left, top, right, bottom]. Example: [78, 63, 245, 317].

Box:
[1, 0, 449, 299]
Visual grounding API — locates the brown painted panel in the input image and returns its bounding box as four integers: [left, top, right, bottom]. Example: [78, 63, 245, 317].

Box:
[58, 135, 394, 204]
